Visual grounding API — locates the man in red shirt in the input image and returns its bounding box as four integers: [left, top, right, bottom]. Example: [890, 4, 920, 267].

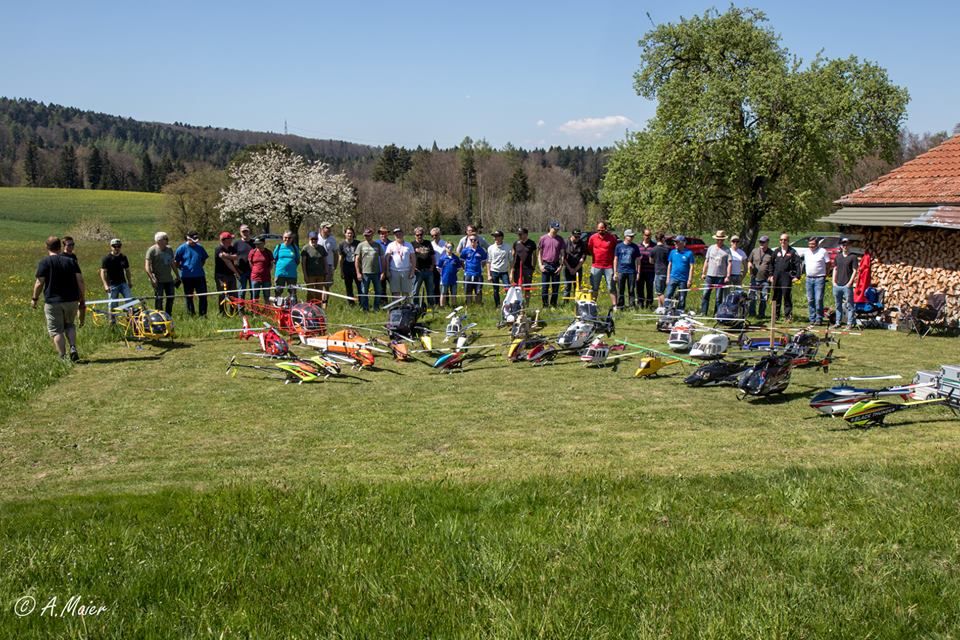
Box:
[587, 221, 618, 307]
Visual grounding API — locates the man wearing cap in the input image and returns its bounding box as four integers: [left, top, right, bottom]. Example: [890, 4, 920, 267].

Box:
[33, 236, 85, 361]
[831, 238, 858, 329]
[248, 236, 273, 303]
[460, 235, 488, 305]
[563, 229, 586, 301]
[355, 228, 385, 311]
[613, 229, 641, 309]
[587, 221, 618, 307]
[650, 232, 671, 307]
[772, 234, 801, 322]
[538, 222, 566, 307]
[429, 227, 448, 303]
[511, 228, 537, 301]
[300, 231, 328, 303]
[234, 224, 254, 299]
[100, 238, 133, 321]
[803, 237, 830, 325]
[214, 231, 240, 315]
[487, 230, 512, 307]
[174, 231, 209, 316]
[385, 228, 415, 301]
[319, 222, 339, 302]
[376, 226, 391, 294]
[747, 235, 775, 318]
[145, 232, 179, 315]
[411, 226, 437, 306]
[638, 229, 656, 308]
[456, 224, 488, 254]
[665, 235, 695, 310]
[728, 235, 747, 287]
[700, 230, 732, 316]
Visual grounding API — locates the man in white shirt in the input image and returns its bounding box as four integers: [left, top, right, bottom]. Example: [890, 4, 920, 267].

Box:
[486, 230, 513, 307]
[728, 235, 747, 286]
[430, 227, 448, 303]
[319, 222, 339, 304]
[803, 237, 830, 325]
[700, 230, 731, 316]
[385, 228, 415, 300]
[455, 224, 489, 253]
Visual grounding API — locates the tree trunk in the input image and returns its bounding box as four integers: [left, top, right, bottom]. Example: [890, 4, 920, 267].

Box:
[739, 176, 769, 253]
[286, 206, 302, 247]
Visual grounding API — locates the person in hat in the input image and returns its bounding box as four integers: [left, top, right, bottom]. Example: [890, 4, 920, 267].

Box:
[273, 231, 299, 300]
[587, 220, 618, 307]
[32, 236, 85, 361]
[299, 231, 327, 303]
[538, 221, 566, 307]
[248, 236, 273, 303]
[728, 235, 747, 286]
[214, 231, 241, 315]
[831, 237, 858, 329]
[234, 224, 254, 299]
[699, 230, 731, 316]
[563, 229, 586, 300]
[355, 228, 385, 311]
[460, 234, 488, 305]
[174, 231, 209, 316]
[637, 228, 657, 308]
[803, 236, 830, 324]
[486, 230, 512, 307]
[665, 235, 695, 310]
[411, 226, 436, 307]
[613, 229, 641, 309]
[319, 222, 339, 303]
[145, 231, 180, 314]
[650, 232, 671, 307]
[100, 237, 133, 321]
[385, 228, 415, 300]
[747, 235, 775, 318]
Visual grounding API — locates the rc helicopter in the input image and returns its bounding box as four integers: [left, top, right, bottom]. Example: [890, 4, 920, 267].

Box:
[842, 391, 958, 427]
[86, 297, 175, 346]
[556, 298, 615, 349]
[809, 375, 933, 416]
[615, 339, 698, 378]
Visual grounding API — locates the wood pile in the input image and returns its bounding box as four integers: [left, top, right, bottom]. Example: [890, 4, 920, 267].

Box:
[854, 226, 960, 323]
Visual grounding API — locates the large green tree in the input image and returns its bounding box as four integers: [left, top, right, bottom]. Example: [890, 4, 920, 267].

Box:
[601, 7, 909, 250]
[371, 144, 412, 183]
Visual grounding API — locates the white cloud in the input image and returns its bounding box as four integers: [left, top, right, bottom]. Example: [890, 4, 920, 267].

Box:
[558, 115, 634, 139]
[536, 119, 545, 127]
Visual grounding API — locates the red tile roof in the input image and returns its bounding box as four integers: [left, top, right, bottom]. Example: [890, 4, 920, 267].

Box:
[836, 135, 960, 206]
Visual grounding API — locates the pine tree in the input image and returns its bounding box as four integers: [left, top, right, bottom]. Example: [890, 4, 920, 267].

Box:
[55, 145, 81, 188]
[371, 144, 412, 183]
[139, 151, 155, 192]
[508, 165, 532, 204]
[87, 146, 103, 189]
[458, 137, 477, 219]
[24, 138, 41, 186]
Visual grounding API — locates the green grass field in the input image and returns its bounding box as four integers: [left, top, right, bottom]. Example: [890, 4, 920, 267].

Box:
[3, 189, 960, 637]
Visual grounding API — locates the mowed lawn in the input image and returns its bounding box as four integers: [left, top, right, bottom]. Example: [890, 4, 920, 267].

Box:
[3, 191, 960, 637]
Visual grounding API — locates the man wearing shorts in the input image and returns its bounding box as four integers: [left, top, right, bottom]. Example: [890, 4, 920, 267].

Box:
[385, 228, 415, 300]
[32, 236, 85, 361]
[587, 220, 618, 307]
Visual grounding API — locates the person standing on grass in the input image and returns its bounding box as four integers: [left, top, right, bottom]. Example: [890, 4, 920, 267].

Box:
[32, 236, 85, 361]
[100, 238, 133, 321]
[319, 222, 338, 304]
[430, 227, 448, 303]
[460, 235, 488, 305]
[563, 229, 586, 301]
[665, 235, 695, 311]
[700, 230, 731, 317]
[803, 237, 830, 325]
[145, 231, 179, 315]
[638, 229, 656, 308]
[234, 224, 254, 299]
[411, 226, 436, 307]
[174, 231, 209, 316]
[248, 237, 273, 303]
[650, 232, 671, 308]
[299, 231, 326, 303]
[613, 229, 641, 309]
[338, 227, 359, 306]
[437, 243, 462, 307]
[61, 236, 85, 325]
[272, 231, 299, 300]
[376, 226, 391, 296]
[772, 233, 801, 322]
[511, 228, 537, 302]
[747, 235, 775, 318]
[355, 228, 385, 311]
[587, 220, 618, 308]
[538, 222, 566, 308]
[385, 228, 415, 301]
[214, 231, 240, 316]
[832, 237, 858, 329]
[487, 230, 512, 308]
[728, 235, 747, 287]
[456, 223, 489, 253]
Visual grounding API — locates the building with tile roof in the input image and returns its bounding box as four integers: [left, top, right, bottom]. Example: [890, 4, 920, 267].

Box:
[820, 135, 960, 324]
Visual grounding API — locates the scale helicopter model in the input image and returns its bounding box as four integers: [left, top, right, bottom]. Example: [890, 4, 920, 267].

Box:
[226, 293, 328, 337]
[382, 295, 429, 341]
[226, 354, 341, 384]
[557, 299, 615, 349]
[684, 359, 753, 387]
[299, 328, 387, 369]
[218, 317, 291, 358]
[842, 391, 958, 427]
[809, 376, 934, 416]
[87, 297, 175, 346]
[614, 339, 697, 378]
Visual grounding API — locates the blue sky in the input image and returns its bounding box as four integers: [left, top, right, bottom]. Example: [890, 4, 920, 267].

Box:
[3, 0, 958, 149]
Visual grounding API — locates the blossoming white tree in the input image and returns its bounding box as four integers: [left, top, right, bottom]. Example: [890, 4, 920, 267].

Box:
[218, 146, 355, 243]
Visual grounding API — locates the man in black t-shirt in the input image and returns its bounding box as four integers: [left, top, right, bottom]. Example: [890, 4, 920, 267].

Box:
[100, 238, 132, 321]
[831, 238, 859, 329]
[511, 228, 537, 301]
[214, 232, 241, 315]
[563, 230, 586, 300]
[649, 233, 671, 307]
[33, 236, 86, 360]
[412, 226, 436, 306]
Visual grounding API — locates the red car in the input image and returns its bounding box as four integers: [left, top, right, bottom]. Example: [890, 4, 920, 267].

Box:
[666, 235, 707, 256]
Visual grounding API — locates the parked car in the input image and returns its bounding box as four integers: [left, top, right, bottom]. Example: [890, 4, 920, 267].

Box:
[665, 235, 707, 257]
